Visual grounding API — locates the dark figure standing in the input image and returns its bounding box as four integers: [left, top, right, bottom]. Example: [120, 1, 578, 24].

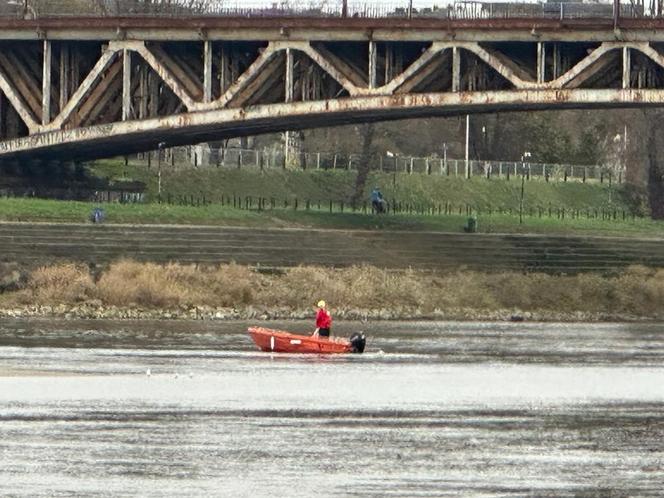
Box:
[370, 187, 386, 214]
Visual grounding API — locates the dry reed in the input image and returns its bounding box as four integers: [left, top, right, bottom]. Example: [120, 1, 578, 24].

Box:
[5, 261, 664, 317]
[21, 263, 95, 304]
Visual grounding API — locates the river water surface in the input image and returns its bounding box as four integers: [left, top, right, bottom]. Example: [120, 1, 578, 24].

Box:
[1, 319, 664, 497]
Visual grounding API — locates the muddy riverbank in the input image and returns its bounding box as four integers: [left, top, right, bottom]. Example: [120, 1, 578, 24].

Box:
[0, 302, 659, 323]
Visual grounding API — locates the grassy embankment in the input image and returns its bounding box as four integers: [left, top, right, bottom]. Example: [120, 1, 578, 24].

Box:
[1, 160, 660, 237]
[0, 261, 662, 321]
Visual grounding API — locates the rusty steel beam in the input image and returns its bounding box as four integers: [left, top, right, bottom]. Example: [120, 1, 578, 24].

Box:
[300, 43, 361, 94]
[452, 47, 461, 92]
[203, 40, 212, 103]
[7, 25, 664, 148]
[216, 43, 279, 108]
[551, 42, 615, 88]
[42, 40, 51, 125]
[390, 45, 448, 95]
[463, 42, 536, 87]
[227, 53, 284, 108]
[122, 49, 131, 121]
[0, 52, 42, 119]
[9, 18, 664, 44]
[3, 88, 664, 162]
[47, 47, 119, 130]
[0, 65, 38, 133]
[138, 43, 200, 106]
[74, 57, 123, 127]
[623, 46, 631, 89]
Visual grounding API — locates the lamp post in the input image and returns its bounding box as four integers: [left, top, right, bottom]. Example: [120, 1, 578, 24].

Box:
[464, 114, 470, 179]
[157, 142, 166, 201]
[519, 151, 531, 224]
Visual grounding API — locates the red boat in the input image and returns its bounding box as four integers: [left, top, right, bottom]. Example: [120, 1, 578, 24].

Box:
[248, 326, 366, 354]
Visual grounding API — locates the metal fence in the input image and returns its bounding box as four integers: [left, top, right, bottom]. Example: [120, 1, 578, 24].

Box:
[136, 146, 623, 184]
[0, 0, 648, 20]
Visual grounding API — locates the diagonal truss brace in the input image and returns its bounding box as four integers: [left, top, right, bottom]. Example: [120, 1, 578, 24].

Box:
[0, 66, 39, 134]
[18, 37, 664, 138]
[45, 47, 120, 131]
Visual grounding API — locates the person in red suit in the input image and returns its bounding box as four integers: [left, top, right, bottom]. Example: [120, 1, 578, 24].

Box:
[313, 300, 332, 338]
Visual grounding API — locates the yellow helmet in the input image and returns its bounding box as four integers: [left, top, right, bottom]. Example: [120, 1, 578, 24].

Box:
[317, 300, 326, 308]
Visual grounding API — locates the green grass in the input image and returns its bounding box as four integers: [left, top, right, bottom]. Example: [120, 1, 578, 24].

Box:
[88, 160, 629, 213]
[1, 197, 662, 238]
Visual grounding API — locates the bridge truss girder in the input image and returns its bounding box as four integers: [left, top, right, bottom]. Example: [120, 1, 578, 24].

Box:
[1, 28, 664, 159]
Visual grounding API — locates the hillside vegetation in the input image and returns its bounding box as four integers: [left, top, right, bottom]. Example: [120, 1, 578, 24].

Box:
[90, 160, 629, 213]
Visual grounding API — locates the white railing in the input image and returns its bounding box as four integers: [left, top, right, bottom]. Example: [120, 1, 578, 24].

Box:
[134, 145, 625, 183]
[0, 0, 645, 20]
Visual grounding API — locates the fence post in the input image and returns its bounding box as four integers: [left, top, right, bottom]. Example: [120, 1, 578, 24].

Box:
[317, 152, 321, 169]
[333, 154, 337, 169]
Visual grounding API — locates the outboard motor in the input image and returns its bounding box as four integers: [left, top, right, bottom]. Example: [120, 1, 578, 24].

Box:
[349, 332, 366, 354]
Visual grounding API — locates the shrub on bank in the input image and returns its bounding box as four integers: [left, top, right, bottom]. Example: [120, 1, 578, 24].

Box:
[4, 260, 663, 318]
[23, 263, 94, 303]
[96, 260, 257, 308]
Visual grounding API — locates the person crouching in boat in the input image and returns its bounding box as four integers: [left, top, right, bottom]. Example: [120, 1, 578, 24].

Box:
[313, 300, 332, 339]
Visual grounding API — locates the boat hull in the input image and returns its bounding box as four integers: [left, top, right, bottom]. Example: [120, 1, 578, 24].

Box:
[248, 327, 353, 354]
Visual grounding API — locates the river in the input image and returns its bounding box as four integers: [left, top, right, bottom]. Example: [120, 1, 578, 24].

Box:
[1, 319, 663, 497]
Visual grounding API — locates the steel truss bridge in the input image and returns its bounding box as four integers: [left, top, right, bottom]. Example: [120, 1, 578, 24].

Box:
[2, 16, 664, 161]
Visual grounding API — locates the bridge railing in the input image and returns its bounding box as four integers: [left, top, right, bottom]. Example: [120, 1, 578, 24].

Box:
[135, 146, 623, 184]
[0, 0, 647, 20]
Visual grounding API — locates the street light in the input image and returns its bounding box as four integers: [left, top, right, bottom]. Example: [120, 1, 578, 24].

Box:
[519, 151, 531, 224]
[157, 142, 166, 201]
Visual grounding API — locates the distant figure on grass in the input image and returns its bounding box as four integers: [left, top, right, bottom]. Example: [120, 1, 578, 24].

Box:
[313, 300, 332, 338]
[371, 186, 386, 214]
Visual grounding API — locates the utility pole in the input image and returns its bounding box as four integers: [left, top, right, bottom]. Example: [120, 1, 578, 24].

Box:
[342, 0, 347, 17]
[408, 0, 413, 19]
